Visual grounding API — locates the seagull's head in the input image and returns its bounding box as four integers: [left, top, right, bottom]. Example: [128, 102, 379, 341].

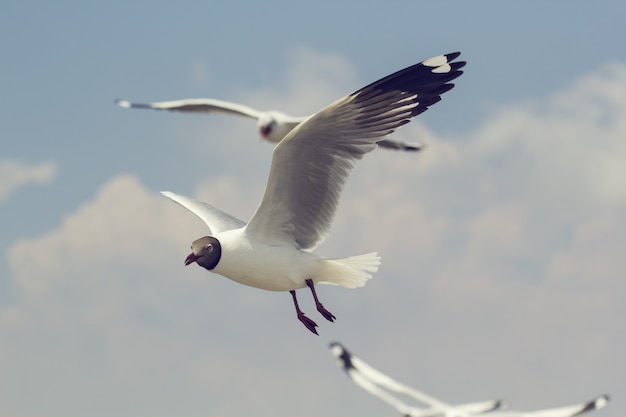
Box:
[185, 236, 222, 270]
[329, 342, 355, 372]
[258, 115, 278, 141]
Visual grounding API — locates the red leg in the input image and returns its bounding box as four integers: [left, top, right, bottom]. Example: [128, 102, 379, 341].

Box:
[305, 279, 336, 322]
[290, 290, 318, 335]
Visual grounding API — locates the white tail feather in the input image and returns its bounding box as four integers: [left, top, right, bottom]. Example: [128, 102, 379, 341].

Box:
[319, 252, 380, 288]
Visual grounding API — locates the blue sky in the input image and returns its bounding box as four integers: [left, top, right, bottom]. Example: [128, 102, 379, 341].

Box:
[1, 2, 624, 417]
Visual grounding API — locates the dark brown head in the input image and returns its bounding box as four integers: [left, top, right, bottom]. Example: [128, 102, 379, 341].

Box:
[185, 236, 221, 270]
[258, 120, 276, 139]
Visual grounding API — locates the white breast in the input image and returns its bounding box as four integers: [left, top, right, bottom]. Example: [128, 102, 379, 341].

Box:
[212, 227, 323, 291]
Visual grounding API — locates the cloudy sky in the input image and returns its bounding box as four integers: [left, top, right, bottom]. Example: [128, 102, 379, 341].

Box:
[1, 2, 624, 417]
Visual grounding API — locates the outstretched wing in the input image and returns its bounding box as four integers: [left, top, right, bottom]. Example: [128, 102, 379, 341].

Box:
[116, 98, 262, 120]
[330, 342, 451, 410]
[455, 400, 510, 415]
[161, 191, 246, 234]
[330, 342, 510, 417]
[330, 342, 419, 415]
[247, 52, 465, 250]
[487, 396, 609, 417]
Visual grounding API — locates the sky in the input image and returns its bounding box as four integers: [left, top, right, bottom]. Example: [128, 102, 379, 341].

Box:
[1, 1, 624, 417]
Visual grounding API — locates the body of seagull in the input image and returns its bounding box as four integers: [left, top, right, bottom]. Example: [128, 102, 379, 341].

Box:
[163, 52, 466, 334]
[115, 98, 425, 151]
[329, 342, 609, 417]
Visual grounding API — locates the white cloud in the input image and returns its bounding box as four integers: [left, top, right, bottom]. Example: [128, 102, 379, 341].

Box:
[1, 52, 624, 417]
[8, 174, 198, 299]
[470, 62, 626, 209]
[0, 159, 57, 202]
[237, 46, 359, 115]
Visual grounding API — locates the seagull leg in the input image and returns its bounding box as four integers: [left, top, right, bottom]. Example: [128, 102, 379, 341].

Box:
[305, 279, 336, 322]
[290, 290, 318, 335]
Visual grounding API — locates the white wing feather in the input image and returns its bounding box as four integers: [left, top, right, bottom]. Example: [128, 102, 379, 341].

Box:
[116, 99, 429, 150]
[330, 342, 453, 413]
[161, 191, 246, 234]
[116, 98, 262, 119]
[486, 396, 609, 417]
[247, 52, 465, 250]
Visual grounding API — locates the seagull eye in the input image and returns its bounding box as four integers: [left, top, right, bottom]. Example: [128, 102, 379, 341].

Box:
[206, 244, 213, 252]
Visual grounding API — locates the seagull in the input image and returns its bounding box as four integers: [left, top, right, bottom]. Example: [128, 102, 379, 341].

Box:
[330, 341, 508, 417]
[329, 342, 609, 417]
[115, 97, 425, 152]
[163, 52, 466, 334]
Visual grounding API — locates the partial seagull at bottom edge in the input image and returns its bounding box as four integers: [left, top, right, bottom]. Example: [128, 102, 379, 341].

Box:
[329, 341, 609, 417]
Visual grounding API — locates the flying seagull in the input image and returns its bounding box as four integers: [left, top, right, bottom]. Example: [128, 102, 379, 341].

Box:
[115, 97, 424, 152]
[330, 341, 508, 417]
[163, 52, 466, 334]
[329, 342, 609, 417]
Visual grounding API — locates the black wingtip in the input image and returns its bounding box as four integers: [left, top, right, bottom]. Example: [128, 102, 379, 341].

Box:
[114, 99, 153, 109]
[589, 395, 610, 411]
[351, 51, 466, 113]
[572, 395, 610, 416]
[446, 51, 462, 61]
[492, 400, 510, 411]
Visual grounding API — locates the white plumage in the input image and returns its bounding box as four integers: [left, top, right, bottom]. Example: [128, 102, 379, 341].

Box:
[116, 96, 425, 151]
[164, 52, 466, 334]
[330, 342, 609, 417]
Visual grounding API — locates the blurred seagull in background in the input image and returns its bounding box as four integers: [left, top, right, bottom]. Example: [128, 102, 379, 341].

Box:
[330, 341, 508, 417]
[163, 52, 465, 334]
[115, 98, 425, 152]
[329, 342, 609, 417]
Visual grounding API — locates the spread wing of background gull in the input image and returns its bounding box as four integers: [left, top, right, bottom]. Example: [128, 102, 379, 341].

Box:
[163, 52, 466, 335]
[483, 396, 610, 417]
[330, 342, 508, 417]
[329, 342, 609, 417]
[115, 97, 425, 152]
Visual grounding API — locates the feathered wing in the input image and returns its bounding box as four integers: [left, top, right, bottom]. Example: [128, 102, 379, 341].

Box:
[330, 343, 608, 417]
[348, 371, 419, 416]
[486, 396, 610, 417]
[115, 98, 262, 119]
[330, 342, 451, 410]
[161, 191, 246, 234]
[330, 342, 418, 415]
[115, 98, 427, 151]
[456, 400, 510, 414]
[330, 342, 509, 417]
[246, 52, 465, 249]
